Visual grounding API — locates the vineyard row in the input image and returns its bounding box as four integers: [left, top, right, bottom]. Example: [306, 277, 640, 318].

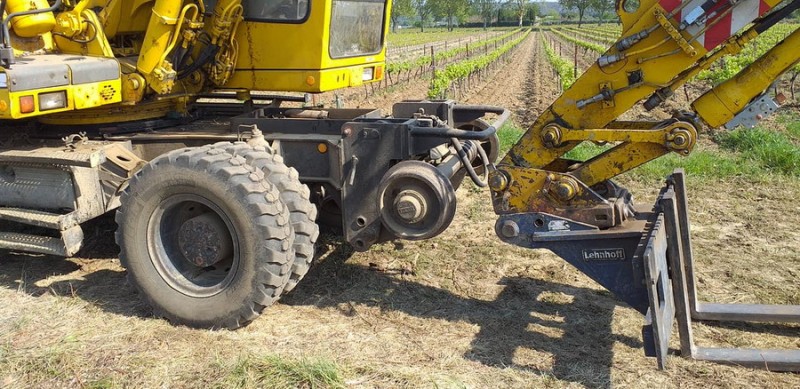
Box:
[428, 30, 532, 99]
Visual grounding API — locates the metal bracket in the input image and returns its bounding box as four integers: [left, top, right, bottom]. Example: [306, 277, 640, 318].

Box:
[725, 93, 781, 129]
[654, 9, 697, 57]
[641, 214, 674, 369]
[496, 211, 652, 313]
[63, 132, 89, 150]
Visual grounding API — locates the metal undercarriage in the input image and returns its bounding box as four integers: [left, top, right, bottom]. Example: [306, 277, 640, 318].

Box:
[0, 98, 507, 255]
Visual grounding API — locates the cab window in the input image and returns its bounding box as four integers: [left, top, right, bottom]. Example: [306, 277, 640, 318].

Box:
[329, 0, 386, 59]
[241, 0, 310, 22]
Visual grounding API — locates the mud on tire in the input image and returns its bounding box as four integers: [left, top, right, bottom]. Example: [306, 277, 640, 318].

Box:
[115, 146, 294, 329]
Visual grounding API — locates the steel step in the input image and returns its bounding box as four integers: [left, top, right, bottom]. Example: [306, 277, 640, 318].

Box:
[0, 207, 77, 230]
[0, 225, 83, 257]
[0, 144, 107, 167]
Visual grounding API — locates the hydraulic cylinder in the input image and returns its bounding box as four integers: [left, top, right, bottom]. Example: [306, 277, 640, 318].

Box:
[692, 27, 800, 128]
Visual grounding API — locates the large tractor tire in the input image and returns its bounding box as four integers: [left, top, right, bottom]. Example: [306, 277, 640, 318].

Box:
[116, 146, 294, 329]
[212, 141, 319, 295]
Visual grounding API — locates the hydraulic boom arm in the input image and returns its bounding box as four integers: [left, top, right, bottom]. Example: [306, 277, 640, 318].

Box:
[489, 0, 800, 370]
[489, 0, 800, 229]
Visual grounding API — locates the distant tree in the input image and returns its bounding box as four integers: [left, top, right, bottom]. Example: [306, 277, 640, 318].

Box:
[590, 0, 614, 24]
[509, 0, 529, 27]
[412, 0, 434, 32]
[560, 7, 576, 22]
[526, 1, 541, 26]
[391, 0, 414, 32]
[430, 0, 470, 31]
[498, 5, 517, 23]
[472, 0, 498, 29]
[544, 7, 560, 24]
[559, 0, 592, 27]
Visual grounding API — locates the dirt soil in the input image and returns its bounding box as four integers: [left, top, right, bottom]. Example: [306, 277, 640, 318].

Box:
[1, 33, 799, 388]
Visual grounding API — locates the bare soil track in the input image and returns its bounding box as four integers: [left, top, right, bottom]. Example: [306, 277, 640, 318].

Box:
[1, 34, 799, 388]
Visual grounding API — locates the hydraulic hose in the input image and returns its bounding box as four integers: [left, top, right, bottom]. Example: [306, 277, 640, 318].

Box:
[2, 0, 61, 47]
[450, 138, 490, 187]
[410, 106, 510, 140]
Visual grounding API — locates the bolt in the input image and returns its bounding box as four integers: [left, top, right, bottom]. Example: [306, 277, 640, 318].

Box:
[488, 170, 509, 191]
[541, 125, 562, 147]
[672, 134, 686, 146]
[500, 220, 519, 238]
[553, 177, 578, 201]
[667, 128, 694, 152]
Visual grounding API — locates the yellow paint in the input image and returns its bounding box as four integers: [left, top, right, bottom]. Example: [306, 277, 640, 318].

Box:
[206, 0, 244, 86]
[225, 0, 391, 92]
[39, 98, 186, 125]
[0, 85, 72, 119]
[2, 0, 393, 124]
[72, 81, 122, 110]
[135, 0, 184, 93]
[228, 63, 384, 93]
[693, 27, 800, 128]
[52, 9, 115, 57]
[493, 0, 778, 226]
[503, 0, 711, 171]
[121, 73, 146, 104]
[0, 77, 120, 119]
[6, 0, 56, 38]
[498, 121, 696, 213]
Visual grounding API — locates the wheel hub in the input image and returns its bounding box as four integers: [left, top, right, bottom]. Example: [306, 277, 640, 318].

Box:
[178, 213, 234, 267]
[377, 160, 456, 240]
[394, 190, 427, 223]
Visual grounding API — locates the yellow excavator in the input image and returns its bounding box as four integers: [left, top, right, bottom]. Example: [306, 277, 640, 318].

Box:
[0, 0, 797, 370]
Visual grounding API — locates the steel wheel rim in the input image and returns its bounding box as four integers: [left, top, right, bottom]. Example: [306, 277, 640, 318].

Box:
[147, 193, 240, 298]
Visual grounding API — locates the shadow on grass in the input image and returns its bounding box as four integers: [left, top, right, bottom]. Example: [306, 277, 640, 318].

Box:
[0, 253, 152, 318]
[282, 235, 642, 388]
[1, 227, 639, 388]
[0, 213, 152, 319]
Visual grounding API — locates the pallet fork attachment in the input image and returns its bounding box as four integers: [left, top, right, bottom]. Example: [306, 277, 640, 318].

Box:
[496, 169, 800, 371]
[645, 169, 800, 371]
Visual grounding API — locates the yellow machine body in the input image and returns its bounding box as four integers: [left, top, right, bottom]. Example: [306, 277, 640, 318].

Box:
[226, 0, 390, 92]
[0, 79, 122, 119]
[0, 0, 390, 121]
[135, 0, 185, 94]
[6, 0, 56, 37]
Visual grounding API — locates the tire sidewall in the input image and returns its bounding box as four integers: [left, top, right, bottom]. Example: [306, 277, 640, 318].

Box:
[120, 162, 280, 325]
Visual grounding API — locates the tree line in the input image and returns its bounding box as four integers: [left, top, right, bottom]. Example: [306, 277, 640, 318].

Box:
[391, 0, 618, 32]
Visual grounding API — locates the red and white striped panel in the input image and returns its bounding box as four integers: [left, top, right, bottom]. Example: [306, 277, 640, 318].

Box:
[659, 0, 774, 50]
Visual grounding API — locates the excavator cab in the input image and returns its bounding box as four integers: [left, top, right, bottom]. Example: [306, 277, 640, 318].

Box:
[226, 0, 390, 92]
